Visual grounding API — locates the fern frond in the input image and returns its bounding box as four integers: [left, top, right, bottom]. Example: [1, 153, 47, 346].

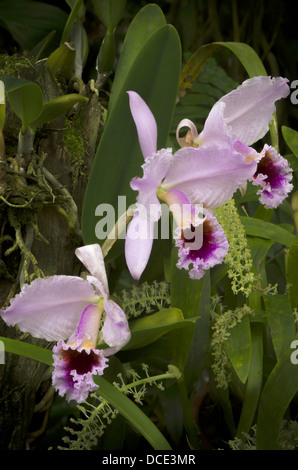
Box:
[120, 281, 170, 319]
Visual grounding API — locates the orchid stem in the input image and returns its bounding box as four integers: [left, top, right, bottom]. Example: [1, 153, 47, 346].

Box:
[101, 206, 135, 258]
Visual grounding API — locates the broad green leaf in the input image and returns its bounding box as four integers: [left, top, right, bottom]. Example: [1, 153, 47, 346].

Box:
[282, 125, 298, 158]
[94, 0, 126, 73]
[1, 74, 43, 130]
[46, 42, 76, 80]
[236, 322, 263, 437]
[30, 93, 88, 133]
[81, 24, 181, 246]
[170, 248, 203, 372]
[94, 0, 126, 30]
[97, 28, 116, 73]
[0, 0, 67, 51]
[263, 294, 296, 360]
[184, 271, 211, 390]
[256, 340, 298, 449]
[179, 41, 266, 100]
[170, 248, 203, 319]
[0, 336, 53, 365]
[0, 336, 172, 450]
[286, 240, 298, 310]
[108, 3, 166, 115]
[124, 308, 196, 350]
[241, 216, 297, 247]
[224, 314, 252, 384]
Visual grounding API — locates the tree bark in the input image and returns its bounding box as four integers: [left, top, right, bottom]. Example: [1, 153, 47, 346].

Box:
[0, 59, 104, 449]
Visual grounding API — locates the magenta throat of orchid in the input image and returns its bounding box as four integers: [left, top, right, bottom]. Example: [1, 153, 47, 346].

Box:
[253, 150, 284, 189]
[181, 219, 218, 261]
[60, 347, 103, 376]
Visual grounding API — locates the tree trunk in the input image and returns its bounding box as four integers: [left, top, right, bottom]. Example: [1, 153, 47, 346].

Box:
[0, 59, 104, 449]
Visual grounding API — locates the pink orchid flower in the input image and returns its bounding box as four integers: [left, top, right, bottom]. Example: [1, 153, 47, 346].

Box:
[0, 244, 131, 403]
[125, 76, 290, 281]
[175, 76, 292, 208]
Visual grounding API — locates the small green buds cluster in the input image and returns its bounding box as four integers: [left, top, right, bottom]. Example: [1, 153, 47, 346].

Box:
[214, 199, 256, 297]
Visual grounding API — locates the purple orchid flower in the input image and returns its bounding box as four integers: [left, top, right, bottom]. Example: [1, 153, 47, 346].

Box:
[175, 76, 292, 207]
[125, 76, 290, 281]
[0, 244, 131, 403]
[251, 144, 293, 208]
[160, 188, 229, 280]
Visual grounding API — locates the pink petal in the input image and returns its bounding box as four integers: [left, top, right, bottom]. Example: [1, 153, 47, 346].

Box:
[131, 147, 172, 216]
[198, 101, 233, 149]
[0, 276, 97, 341]
[218, 76, 290, 146]
[75, 244, 109, 296]
[127, 91, 157, 159]
[102, 298, 131, 351]
[162, 145, 257, 208]
[125, 212, 154, 280]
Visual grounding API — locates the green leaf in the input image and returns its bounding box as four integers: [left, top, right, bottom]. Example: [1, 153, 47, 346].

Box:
[236, 322, 264, 437]
[179, 41, 266, 99]
[1, 74, 43, 130]
[170, 248, 204, 319]
[286, 240, 298, 310]
[61, 0, 84, 44]
[0, 336, 172, 450]
[256, 341, 298, 449]
[184, 271, 211, 390]
[0, 0, 67, 51]
[94, 0, 126, 30]
[124, 308, 196, 350]
[282, 126, 298, 158]
[30, 93, 88, 133]
[30, 30, 57, 61]
[46, 42, 76, 80]
[0, 336, 53, 365]
[224, 315, 252, 384]
[81, 23, 181, 246]
[108, 3, 166, 115]
[241, 216, 297, 247]
[94, 0, 126, 73]
[263, 294, 296, 360]
[169, 248, 203, 372]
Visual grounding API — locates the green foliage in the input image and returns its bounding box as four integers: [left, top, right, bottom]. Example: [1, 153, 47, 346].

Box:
[0, 1, 297, 453]
[81, 4, 181, 246]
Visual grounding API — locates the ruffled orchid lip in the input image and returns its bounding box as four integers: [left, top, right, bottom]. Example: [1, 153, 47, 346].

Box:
[252, 144, 293, 209]
[59, 344, 105, 376]
[175, 210, 229, 279]
[52, 340, 109, 403]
